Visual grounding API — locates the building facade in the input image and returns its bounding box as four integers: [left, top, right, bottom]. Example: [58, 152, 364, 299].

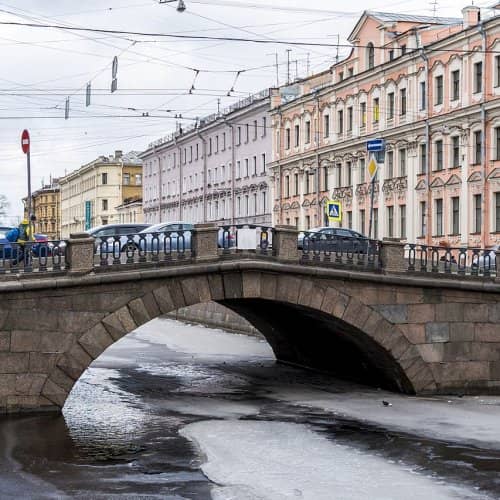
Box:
[59, 151, 143, 238]
[270, 6, 500, 249]
[116, 198, 144, 224]
[23, 178, 61, 239]
[141, 89, 272, 227]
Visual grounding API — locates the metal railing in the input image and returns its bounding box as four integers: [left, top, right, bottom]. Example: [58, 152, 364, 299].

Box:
[95, 230, 193, 268]
[406, 244, 497, 277]
[219, 224, 274, 257]
[300, 233, 381, 270]
[0, 240, 67, 274]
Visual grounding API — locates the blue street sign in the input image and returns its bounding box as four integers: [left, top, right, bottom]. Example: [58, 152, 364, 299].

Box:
[326, 200, 342, 222]
[85, 200, 92, 230]
[366, 139, 385, 152]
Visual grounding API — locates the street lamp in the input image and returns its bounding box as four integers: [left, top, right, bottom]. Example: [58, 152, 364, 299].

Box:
[159, 0, 186, 12]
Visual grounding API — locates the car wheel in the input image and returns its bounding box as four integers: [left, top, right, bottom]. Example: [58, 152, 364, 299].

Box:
[121, 242, 139, 253]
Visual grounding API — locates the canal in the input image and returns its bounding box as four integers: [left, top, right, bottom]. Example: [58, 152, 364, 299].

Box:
[0, 318, 499, 499]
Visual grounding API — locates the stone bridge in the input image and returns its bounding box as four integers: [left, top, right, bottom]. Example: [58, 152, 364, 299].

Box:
[0, 224, 499, 413]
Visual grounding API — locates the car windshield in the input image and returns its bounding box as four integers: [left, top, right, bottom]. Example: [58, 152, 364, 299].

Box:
[140, 223, 193, 234]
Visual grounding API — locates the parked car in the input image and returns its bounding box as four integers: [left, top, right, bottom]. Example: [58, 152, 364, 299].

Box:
[298, 226, 369, 253]
[89, 223, 151, 253]
[135, 222, 194, 253]
[474, 244, 498, 270]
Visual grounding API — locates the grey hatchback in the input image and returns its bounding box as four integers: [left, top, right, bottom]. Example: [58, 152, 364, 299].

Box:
[89, 223, 151, 252]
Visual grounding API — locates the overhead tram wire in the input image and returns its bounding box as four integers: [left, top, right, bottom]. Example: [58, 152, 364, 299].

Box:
[2, 20, 500, 55]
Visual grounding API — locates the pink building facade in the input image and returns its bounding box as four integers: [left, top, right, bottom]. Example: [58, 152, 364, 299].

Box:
[141, 90, 271, 227]
[270, 7, 500, 249]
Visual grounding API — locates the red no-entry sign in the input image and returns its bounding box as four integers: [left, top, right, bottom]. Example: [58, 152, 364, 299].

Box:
[21, 129, 30, 154]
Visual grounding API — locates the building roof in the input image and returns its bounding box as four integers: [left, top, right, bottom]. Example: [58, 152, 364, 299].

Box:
[367, 11, 462, 25]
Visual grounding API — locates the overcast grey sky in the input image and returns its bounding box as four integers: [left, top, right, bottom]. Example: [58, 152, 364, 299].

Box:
[0, 0, 490, 222]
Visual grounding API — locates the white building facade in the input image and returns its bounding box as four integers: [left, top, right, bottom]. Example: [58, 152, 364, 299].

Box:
[141, 89, 272, 227]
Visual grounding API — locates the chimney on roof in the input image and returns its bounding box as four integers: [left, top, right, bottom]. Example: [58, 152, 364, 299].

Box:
[462, 5, 481, 27]
[115, 150, 123, 160]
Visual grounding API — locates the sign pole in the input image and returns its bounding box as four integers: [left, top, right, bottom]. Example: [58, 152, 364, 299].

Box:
[21, 129, 33, 239]
[368, 176, 375, 239]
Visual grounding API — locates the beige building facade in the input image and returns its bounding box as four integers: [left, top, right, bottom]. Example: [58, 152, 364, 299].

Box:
[23, 179, 61, 239]
[59, 151, 143, 238]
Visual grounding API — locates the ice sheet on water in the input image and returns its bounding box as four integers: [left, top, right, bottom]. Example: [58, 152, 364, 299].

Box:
[268, 386, 500, 450]
[134, 318, 274, 359]
[181, 420, 487, 500]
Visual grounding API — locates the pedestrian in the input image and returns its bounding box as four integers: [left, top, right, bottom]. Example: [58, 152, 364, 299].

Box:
[6, 219, 32, 266]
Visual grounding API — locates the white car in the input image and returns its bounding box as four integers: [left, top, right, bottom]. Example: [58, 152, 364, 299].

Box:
[475, 244, 498, 269]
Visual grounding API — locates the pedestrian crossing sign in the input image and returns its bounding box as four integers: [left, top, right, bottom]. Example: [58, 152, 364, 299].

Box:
[326, 200, 342, 222]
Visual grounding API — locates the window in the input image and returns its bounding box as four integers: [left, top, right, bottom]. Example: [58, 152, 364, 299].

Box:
[102, 199, 108, 211]
[285, 175, 290, 197]
[359, 157, 366, 183]
[253, 120, 258, 140]
[473, 194, 482, 233]
[360, 102, 367, 127]
[400, 44, 406, 56]
[209, 138, 212, 155]
[373, 98, 380, 123]
[336, 163, 342, 187]
[373, 208, 378, 239]
[262, 191, 267, 214]
[452, 136, 460, 167]
[347, 107, 353, 131]
[123, 173, 130, 185]
[420, 201, 427, 237]
[400, 88, 406, 116]
[451, 70, 460, 101]
[496, 192, 500, 231]
[294, 173, 299, 195]
[237, 126, 242, 145]
[294, 124, 300, 147]
[324, 114, 330, 137]
[348, 67, 354, 77]
[389, 49, 394, 61]
[339, 71, 344, 81]
[474, 62, 483, 93]
[435, 140, 443, 171]
[367, 42, 375, 69]
[387, 92, 395, 119]
[495, 56, 500, 89]
[189, 145, 193, 162]
[435, 75, 443, 105]
[435, 199, 443, 235]
[305, 120, 311, 143]
[474, 130, 482, 165]
[101, 173, 108, 185]
[183, 148, 187, 164]
[400, 205, 406, 239]
[419, 81, 426, 110]
[245, 123, 249, 143]
[262, 116, 267, 137]
[245, 159, 249, 177]
[252, 156, 257, 176]
[222, 133, 226, 151]
[323, 166, 328, 191]
[360, 209, 365, 234]
[135, 174, 142, 186]
[497, 127, 500, 161]
[346, 161, 352, 186]
[236, 161, 241, 178]
[387, 206, 394, 237]
[420, 144, 427, 174]
[387, 151, 394, 178]
[196, 143, 199, 160]
[285, 128, 291, 150]
[338, 110, 344, 134]
[261, 153, 266, 173]
[451, 197, 460, 234]
[399, 149, 406, 176]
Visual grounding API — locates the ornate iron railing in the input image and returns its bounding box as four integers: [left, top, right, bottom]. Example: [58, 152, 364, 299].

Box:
[0, 240, 67, 274]
[94, 230, 192, 267]
[406, 244, 497, 277]
[219, 224, 274, 257]
[300, 232, 381, 269]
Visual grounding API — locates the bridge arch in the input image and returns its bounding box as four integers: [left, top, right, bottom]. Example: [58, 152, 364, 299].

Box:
[40, 271, 436, 409]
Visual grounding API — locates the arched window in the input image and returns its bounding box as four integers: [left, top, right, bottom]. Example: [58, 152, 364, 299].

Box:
[367, 42, 375, 69]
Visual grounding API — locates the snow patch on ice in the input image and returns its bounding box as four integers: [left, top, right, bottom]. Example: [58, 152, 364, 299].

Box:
[181, 420, 486, 500]
[134, 318, 273, 359]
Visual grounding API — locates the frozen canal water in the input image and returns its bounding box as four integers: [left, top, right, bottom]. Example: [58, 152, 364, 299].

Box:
[1, 318, 500, 499]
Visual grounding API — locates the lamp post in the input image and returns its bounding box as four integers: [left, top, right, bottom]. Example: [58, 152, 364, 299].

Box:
[159, 0, 186, 12]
